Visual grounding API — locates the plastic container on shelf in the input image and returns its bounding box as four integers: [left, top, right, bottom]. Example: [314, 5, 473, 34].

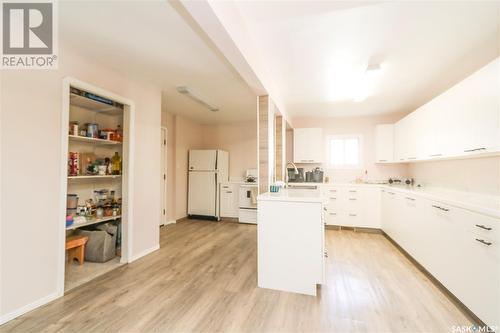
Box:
[67, 194, 78, 209]
[85, 123, 98, 138]
[114, 125, 123, 142]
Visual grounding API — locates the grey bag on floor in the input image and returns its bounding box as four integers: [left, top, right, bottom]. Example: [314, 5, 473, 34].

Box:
[75, 223, 117, 263]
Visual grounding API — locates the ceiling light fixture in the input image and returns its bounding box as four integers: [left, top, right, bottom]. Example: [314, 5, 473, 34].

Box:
[353, 63, 383, 102]
[176, 86, 219, 112]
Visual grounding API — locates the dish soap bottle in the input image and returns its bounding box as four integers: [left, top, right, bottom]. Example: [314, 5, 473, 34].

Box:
[111, 152, 122, 175]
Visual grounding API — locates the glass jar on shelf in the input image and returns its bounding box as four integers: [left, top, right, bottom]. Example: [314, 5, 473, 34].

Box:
[111, 152, 122, 175]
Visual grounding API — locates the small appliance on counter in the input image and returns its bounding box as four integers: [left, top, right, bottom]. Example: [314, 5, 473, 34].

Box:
[388, 178, 402, 185]
[287, 168, 304, 182]
[388, 178, 417, 187]
[312, 167, 324, 183]
[404, 178, 415, 186]
[305, 167, 324, 183]
[244, 169, 257, 183]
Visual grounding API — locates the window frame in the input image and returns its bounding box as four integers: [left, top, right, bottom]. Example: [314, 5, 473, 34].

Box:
[326, 134, 363, 170]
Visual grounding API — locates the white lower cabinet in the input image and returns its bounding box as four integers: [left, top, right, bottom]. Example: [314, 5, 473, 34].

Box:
[382, 190, 499, 327]
[323, 186, 380, 228]
[220, 183, 239, 218]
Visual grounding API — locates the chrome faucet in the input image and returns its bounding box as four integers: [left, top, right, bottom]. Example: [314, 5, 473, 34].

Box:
[285, 162, 299, 188]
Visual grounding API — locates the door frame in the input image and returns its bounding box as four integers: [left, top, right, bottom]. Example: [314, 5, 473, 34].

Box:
[58, 77, 135, 296]
[161, 127, 168, 226]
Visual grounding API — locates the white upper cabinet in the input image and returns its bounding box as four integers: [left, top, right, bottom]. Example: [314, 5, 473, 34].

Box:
[394, 57, 499, 162]
[374, 124, 394, 163]
[293, 128, 323, 163]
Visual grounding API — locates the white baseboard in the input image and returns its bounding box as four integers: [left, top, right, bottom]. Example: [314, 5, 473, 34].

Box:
[129, 244, 160, 263]
[165, 220, 176, 225]
[0, 291, 61, 325]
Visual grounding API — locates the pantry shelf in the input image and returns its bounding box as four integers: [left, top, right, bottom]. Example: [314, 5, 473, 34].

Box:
[68, 175, 122, 180]
[70, 92, 123, 116]
[69, 135, 122, 145]
[66, 215, 121, 230]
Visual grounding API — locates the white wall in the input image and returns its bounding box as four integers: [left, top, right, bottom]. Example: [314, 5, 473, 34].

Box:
[0, 44, 161, 322]
[408, 156, 500, 195]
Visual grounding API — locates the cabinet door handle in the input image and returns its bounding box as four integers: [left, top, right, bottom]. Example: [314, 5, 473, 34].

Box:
[329, 189, 337, 192]
[432, 205, 449, 212]
[349, 198, 357, 201]
[349, 214, 357, 217]
[429, 154, 442, 157]
[222, 186, 229, 188]
[407, 157, 417, 160]
[378, 159, 387, 162]
[329, 213, 336, 216]
[388, 192, 395, 195]
[464, 147, 486, 153]
[405, 197, 415, 201]
[349, 190, 357, 193]
[329, 197, 336, 200]
[226, 191, 232, 193]
[475, 239, 492, 246]
[475, 224, 492, 231]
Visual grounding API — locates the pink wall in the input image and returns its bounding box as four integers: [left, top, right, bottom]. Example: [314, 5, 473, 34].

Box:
[202, 120, 257, 180]
[162, 113, 205, 220]
[292, 113, 409, 182]
[2, 43, 162, 319]
[408, 156, 500, 195]
[161, 111, 257, 220]
[161, 112, 177, 222]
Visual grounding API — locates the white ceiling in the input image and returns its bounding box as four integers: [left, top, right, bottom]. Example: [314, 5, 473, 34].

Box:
[59, 1, 257, 124]
[209, 0, 500, 118]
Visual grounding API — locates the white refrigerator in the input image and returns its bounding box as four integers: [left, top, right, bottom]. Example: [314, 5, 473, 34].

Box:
[188, 149, 229, 220]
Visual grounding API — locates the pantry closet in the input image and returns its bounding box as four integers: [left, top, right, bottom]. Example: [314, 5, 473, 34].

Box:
[60, 78, 133, 292]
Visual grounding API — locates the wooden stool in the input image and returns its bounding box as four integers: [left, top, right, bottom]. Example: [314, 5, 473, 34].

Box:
[66, 235, 89, 265]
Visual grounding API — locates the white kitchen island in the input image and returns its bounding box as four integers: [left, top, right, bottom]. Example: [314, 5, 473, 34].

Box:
[257, 189, 326, 296]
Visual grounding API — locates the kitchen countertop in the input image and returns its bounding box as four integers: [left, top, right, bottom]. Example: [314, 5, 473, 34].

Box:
[267, 182, 500, 218]
[381, 185, 500, 219]
[257, 189, 325, 203]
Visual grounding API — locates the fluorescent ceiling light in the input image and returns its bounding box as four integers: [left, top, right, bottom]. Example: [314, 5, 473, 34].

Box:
[176, 86, 219, 112]
[353, 63, 383, 102]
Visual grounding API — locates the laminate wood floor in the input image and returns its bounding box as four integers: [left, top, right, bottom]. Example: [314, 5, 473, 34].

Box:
[2, 220, 471, 333]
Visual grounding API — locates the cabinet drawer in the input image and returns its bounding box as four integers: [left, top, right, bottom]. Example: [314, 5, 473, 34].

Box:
[325, 196, 340, 208]
[345, 196, 362, 210]
[343, 212, 362, 227]
[468, 220, 499, 242]
[341, 188, 361, 197]
[325, 211, 342, 225]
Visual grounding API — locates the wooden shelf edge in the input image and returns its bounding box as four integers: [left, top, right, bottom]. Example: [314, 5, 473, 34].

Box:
[66, 215, 121, 230]
[68, 135, 122, 145]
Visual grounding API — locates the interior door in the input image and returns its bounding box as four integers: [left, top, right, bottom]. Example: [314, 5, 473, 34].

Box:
[189, 150, 216, 171]
[188, 171, 216, 216]
[161, 128, 167, 225]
